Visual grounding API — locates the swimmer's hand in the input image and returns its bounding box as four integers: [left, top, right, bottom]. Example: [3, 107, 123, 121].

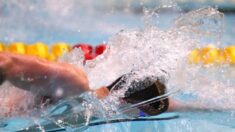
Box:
[0, 52, 90, 99]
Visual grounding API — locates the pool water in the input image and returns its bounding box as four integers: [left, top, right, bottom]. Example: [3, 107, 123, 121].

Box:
[1, 1, 235, 132]
[1, 110, 235, 131]
[85, 112, 235, 132]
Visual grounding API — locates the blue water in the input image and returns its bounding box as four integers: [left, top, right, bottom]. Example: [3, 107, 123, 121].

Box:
[1, 110, 235, 131]
[85, 112, 235, 132]
[0, 1, 235, 46]
[0, 1, 235, 132]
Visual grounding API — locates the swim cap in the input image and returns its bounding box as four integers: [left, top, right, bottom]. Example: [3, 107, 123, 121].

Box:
[107, 71, 169, 115]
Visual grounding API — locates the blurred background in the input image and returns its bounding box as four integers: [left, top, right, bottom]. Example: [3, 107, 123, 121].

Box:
[0, 0, 234, 45]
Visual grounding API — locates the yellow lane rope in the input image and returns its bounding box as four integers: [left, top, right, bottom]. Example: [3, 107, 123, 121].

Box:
[1, 42, 235, 65]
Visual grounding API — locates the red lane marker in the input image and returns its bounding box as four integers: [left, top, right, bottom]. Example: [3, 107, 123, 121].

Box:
[73, 43, 107, 61]
[95, 44, 106, 55]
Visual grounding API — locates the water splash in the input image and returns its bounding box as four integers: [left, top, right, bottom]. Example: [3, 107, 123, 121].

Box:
[0, 82, 35, 117]
[59, 7, 235, 121]
[0, 1, 234, 131]
[173, 7, 224, 46]
[58, 7, 199, 129]
[83, 26, 193, 91]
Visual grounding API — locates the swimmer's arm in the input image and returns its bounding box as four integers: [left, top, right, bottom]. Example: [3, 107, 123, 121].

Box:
[0, 52, 90, 98]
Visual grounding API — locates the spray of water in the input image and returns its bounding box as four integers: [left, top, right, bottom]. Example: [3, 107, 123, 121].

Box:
[61, 7, 235, 120]
[0, 82, 35, 117]
[60, 8, 196, 119]
[0, 0, 234, 131]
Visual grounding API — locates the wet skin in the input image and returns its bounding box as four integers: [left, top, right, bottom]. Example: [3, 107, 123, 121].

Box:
[0, 52, 175, 116]
[0, 52, 91, 98]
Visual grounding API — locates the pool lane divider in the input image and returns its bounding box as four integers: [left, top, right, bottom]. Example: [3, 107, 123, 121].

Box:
[0, 42, 235, 65]
[0, 42, 106, 62]
[188, 45, 235, 65]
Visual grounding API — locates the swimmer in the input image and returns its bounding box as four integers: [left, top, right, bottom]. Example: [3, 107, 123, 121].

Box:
[0, 52, 182, 116]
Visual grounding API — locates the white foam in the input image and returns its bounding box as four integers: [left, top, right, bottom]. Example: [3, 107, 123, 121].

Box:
[60, 7, 235, 112]
[0, 82, 35, 117]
